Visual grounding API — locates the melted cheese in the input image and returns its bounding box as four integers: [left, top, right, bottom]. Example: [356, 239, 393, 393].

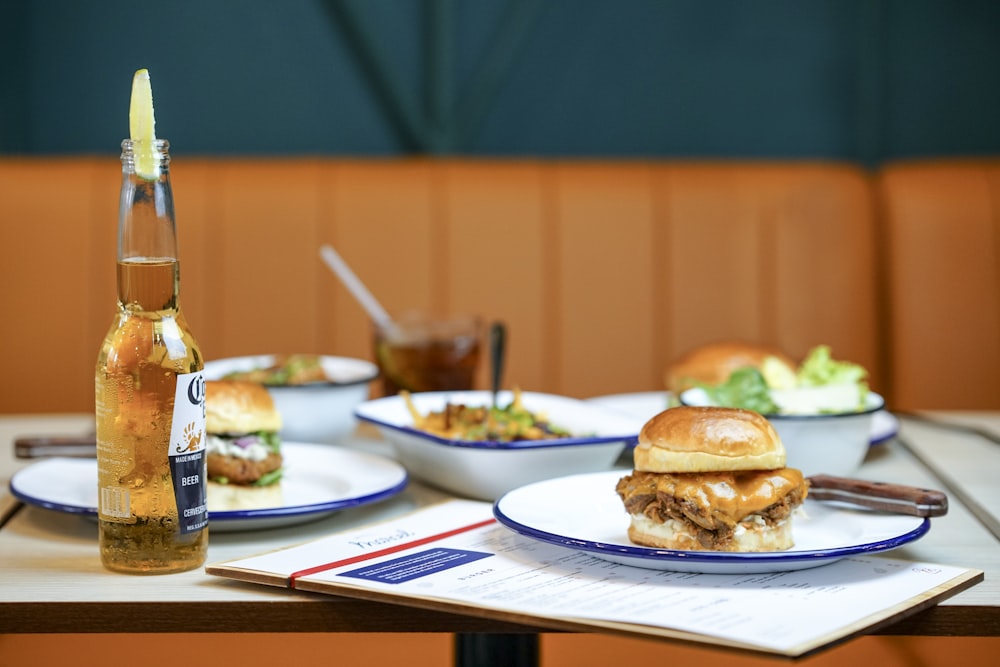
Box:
[654, 468, 805, 524]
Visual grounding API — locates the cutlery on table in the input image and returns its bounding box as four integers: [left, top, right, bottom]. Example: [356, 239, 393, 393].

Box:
[14, 436, 96, 459]
[807, 474, 948, 517]
[12, 437, 948, 517]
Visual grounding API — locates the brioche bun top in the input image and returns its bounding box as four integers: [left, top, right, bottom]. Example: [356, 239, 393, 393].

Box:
[206, 380, 282, 434]
[634, 406, 785, 473]
[665, 341, 795, 394]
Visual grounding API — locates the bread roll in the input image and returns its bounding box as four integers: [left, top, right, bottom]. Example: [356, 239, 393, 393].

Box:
[634, 406, 786, 473]
[665, 341, 795, 394]
[205, 380, 282, 434]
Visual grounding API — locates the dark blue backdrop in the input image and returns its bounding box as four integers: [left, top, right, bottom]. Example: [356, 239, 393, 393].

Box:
[2, 0, 998, 165]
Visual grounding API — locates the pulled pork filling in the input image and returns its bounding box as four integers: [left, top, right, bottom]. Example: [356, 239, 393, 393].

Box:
[615, 469, 808, 550]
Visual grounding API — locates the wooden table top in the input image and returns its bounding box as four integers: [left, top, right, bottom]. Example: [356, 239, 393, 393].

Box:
[1, 409, 998, 637]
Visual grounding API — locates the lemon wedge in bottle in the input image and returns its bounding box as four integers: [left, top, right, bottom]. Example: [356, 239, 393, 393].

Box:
[129, 68, 159, 180]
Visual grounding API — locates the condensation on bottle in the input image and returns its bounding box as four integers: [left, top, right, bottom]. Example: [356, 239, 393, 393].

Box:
[94, 138, 208, 574]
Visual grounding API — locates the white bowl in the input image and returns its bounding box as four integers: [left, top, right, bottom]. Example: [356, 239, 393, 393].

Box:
[678, 388, 885, 477]
[203, 354, 379, 444]
[354, 390, 642, 500]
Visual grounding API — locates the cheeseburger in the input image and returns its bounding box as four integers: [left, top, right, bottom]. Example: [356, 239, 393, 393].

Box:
[205, 380, 283, 487]
[665, 341, 795, 395]
[615, 406, 808, 552]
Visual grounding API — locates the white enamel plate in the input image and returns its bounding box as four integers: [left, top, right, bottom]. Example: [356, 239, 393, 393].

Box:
[494, 470, 929, 574]
[10, 442, 408, 532]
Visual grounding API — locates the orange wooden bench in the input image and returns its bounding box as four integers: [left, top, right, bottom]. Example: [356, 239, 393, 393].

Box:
[878, 158, 1000, 410]
[0, 157, 880, 412]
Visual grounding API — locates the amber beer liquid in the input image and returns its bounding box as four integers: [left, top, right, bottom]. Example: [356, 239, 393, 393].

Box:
[95, 139, 208, 574]
[373, 315, 481, 396]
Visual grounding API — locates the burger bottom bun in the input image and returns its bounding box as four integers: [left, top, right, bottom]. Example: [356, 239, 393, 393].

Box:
[626, 513, 795, 552]
[207, 481, 284, 512]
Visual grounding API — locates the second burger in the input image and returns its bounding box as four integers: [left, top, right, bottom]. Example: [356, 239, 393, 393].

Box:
[205, 380, 284, 488]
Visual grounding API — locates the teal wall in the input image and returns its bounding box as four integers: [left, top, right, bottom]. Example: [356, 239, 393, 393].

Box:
[2, 0, 998, 164]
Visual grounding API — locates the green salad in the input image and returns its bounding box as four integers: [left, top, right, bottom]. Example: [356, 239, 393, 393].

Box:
[701, 345, 869, 415]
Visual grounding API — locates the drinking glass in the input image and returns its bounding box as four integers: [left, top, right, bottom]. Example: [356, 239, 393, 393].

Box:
[372, 312, 482, 396]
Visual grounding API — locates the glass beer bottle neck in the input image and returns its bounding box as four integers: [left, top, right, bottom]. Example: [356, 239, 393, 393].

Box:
[118, 140, 178, 262]
[117, 140, 181, 312]
[116, 258, 180, 311]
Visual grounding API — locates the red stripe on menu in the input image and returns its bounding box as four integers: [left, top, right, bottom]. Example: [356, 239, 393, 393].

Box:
[288, 518, 497, 588]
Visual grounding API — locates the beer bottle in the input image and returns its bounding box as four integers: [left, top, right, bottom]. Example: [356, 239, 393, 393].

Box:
[95, 69, 208, 574]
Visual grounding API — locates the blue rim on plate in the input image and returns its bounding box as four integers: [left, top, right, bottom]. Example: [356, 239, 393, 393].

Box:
[869, 411, 900, 446]
[492, 471, 930, 572]
[9, 443, 408, 529]
[494, 505, 929, 565]
[9, 479, 409, 522]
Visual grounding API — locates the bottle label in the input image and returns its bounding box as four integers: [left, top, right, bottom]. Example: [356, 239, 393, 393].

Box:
[168, 372, 208, 534]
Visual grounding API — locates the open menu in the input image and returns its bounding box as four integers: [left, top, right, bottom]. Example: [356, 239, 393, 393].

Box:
[206, 499, 982, 658]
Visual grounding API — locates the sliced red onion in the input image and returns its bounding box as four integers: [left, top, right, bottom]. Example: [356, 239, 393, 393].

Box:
[232, 435, 259, 449]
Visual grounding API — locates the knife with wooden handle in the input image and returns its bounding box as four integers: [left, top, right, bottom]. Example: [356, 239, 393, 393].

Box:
[13, 436, 950, 518]
[14, 436, 97, 459]
[807, 474, 948, 517]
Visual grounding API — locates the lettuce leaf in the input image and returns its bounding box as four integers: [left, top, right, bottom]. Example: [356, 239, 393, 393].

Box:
[702, 367, 779, 414]
[797, 346, 869, 396]
[697, 345, 871, 414]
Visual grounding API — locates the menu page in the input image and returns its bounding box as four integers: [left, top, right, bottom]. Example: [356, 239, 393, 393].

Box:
[207, 499, 981, 657]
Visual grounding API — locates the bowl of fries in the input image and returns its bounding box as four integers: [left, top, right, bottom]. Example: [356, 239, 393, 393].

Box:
[204, 354, 379, 443]
[354, 389, 642, 499]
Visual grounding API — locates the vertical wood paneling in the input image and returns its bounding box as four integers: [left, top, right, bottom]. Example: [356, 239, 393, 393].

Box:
[0, 633, 453, 667]
[649, 166, 675, 390]
[772, 166, 880, 380]
[655, 164, 880, 394]
[552, 163, 657, 397]
[212, 160, 323, 356]
[87, 156, 122, 389]
[880, 160, 1000, 409]
[324, 161, 438, 364]
[171, 160, 215, 359]
[541, 634, 1000, 667]
[539, 166, 561, 393]
[315, 163, 361, 360]
[0, 159, 106, 412]
[0, 158, 887, 412]
[664, 165, 765, 351]
[441, 161, 548, 392]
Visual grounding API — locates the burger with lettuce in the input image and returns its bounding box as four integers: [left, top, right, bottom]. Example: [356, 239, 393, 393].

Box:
[204, 380, 284, 509]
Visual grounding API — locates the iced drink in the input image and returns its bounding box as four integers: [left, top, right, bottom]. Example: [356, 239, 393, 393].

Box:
[373, 314, 481, 396]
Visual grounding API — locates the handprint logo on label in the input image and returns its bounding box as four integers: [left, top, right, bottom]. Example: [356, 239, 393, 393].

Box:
[176, 421, 204, 453]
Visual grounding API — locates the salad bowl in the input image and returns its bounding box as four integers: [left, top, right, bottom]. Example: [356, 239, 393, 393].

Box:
[678, 345, 884, 476]
[681, 388, 884, 476]
[204, 354, 379, 444]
